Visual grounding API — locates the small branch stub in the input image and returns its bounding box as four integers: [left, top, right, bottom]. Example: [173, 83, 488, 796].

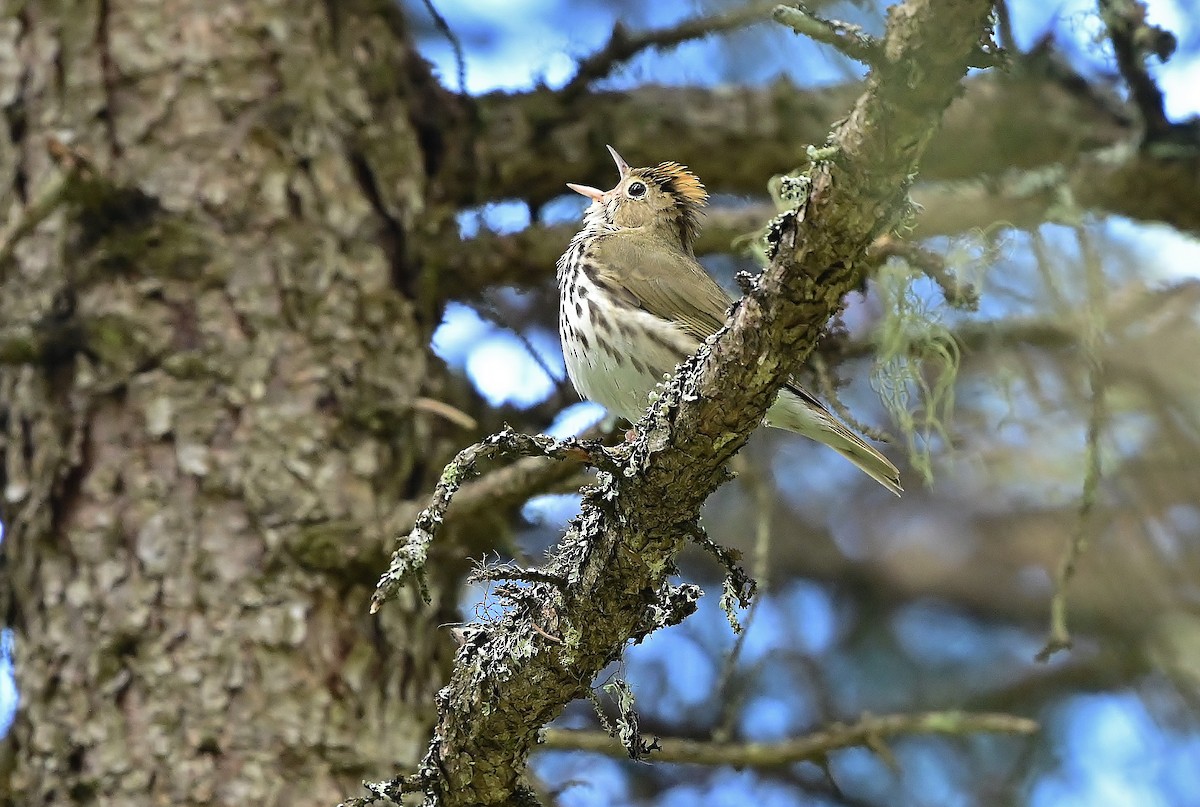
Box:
[773, 4, 883, 66]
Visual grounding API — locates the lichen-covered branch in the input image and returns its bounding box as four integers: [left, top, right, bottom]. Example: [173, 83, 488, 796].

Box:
[913, 144, 1200, 238]
[360, 0, 997, 804]
[372, 426, 612, 612]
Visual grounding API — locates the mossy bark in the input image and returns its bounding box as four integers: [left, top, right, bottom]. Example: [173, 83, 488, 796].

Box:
[0, 1, 473, 803]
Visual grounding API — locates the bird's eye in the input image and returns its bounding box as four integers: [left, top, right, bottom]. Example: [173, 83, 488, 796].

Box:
[627, 181, 647, 199]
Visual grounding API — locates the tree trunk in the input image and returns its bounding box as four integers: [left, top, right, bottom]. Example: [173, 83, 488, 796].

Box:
[0, 1, 470, 803]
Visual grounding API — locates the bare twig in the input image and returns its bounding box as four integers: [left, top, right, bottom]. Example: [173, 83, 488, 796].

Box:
[541, 710, 1039, 765]
[811, 353, 894, 444]
[475, 295, 570, 396]
[419, 0, 467, 93]
[772, 4, 882, 66]
[1037, 228, 1108, 661]
[412, 396, 478, 430]
[563, 1, 777, 95]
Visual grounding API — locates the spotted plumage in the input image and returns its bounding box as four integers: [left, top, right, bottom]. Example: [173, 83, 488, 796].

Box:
[556, 146, 901, 495]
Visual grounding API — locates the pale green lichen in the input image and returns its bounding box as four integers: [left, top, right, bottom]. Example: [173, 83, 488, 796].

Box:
[871, 262, 961, 484]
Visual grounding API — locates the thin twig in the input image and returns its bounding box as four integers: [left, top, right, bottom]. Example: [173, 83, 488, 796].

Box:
[711, 451, 776, 742]
[872, 234, 979, 310]
[476, 296, 569, 394]
[811, 352, 894, 444]
[685, 522, 756, 633]
[564, 1, 777, 95]
[1037, 227, 1107, 661]
[541, 710, 1039, 765]
[412, 396, 478, 430]
[420, 0, 467, 94]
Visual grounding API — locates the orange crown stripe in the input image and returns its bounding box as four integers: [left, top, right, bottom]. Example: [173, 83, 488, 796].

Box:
[641, 162, 709, 209]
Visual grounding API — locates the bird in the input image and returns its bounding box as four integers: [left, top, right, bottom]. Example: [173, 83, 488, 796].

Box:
[555, 146, 902, 496]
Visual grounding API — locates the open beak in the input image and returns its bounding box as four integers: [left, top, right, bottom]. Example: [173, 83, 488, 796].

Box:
[606, 145, 631, 178]
[567, 145, 632, 202]
[566, 182, 605, 202]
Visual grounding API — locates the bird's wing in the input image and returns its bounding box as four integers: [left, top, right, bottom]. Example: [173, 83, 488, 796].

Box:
[591, 233, 732, 342]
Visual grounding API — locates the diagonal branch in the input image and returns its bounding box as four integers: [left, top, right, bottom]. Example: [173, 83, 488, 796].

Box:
[418, 0, 467, 94]
[360, 0, 997, 804]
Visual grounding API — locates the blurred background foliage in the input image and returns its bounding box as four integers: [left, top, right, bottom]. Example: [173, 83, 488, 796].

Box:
[423, 0, 1196, 803]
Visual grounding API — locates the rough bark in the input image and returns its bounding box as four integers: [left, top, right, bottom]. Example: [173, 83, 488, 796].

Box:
[0, 1, 475, 804]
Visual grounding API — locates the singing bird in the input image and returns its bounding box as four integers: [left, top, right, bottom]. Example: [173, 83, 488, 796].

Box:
[555, 146, 902, 495]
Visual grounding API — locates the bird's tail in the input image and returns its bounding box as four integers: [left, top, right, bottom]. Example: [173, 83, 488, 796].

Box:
[767, 387, 903, 496]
